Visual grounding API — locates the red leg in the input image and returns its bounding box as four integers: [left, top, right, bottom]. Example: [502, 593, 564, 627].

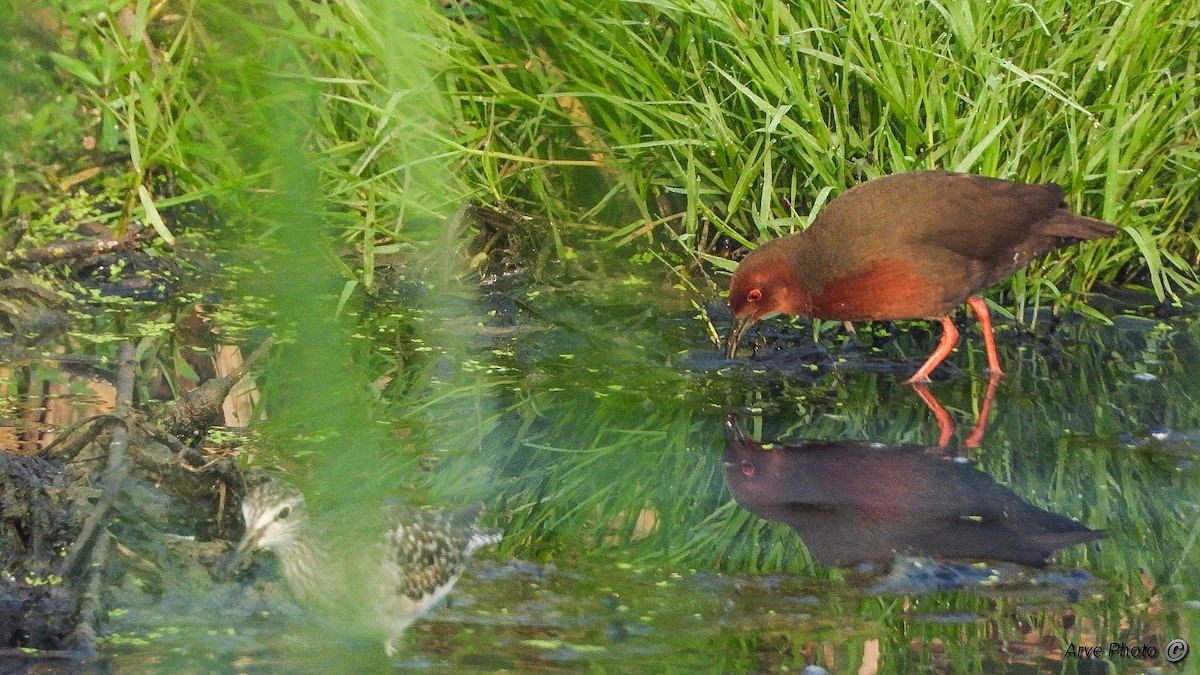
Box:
[966, 296, 1004, 376]
[906, 316, 959, 384]
[911, 383, 955, 447]
[963, 373, 1001, 449]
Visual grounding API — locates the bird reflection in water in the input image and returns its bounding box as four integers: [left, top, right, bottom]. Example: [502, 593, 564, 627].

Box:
[722, 415, 1103, 568]
[911, 374, 1000, 449]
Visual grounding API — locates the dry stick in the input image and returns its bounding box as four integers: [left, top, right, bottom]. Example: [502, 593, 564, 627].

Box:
[219, 336, 276, 387]
[21, 353, 105, 365]
[150, 337, 275, 458]
[48, 337, 275, 462]
[57, 342, 136, 579]
[2, 236, 135, 265]
[65, 528, 112, 656]
[39, 413, 124, 460]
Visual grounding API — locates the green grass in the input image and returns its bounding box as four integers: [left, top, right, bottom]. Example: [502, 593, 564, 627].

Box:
[4, 0, 1198, 307]
[4, 3, 1197, 669]
[438, 0, 1200, 302]
[4, 0, 1197, 590]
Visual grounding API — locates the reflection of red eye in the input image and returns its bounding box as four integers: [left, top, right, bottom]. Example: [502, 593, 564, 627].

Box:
[741, 460, 755, 477]
[747, 289, 762, 302]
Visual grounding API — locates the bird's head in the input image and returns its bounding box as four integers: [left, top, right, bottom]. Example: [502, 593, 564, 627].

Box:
[725, 240, 807, 357]
[222, 481, 308, 574]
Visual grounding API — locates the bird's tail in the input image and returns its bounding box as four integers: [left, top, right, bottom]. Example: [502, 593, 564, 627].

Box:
[1027, 528, 1106, 564]
[467, 528, 503, 554]
[453, 501, 502, 554]
[1043, 210, 1119, 240]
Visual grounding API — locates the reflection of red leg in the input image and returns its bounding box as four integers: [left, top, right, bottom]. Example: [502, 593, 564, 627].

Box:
[911, 383, 955, 448]
[966, 296, 1004, 376]
[906, 316, 959, 384]
[963, 373, 1001, 449]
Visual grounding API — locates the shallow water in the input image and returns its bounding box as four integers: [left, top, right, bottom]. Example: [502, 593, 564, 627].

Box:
[5, 244, 1199, 674]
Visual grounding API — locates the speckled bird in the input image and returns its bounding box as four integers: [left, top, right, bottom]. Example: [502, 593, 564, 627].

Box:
[224, 481, 502, 655]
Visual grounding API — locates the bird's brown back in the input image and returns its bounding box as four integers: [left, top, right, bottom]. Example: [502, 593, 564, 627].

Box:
[782, 171, 1115, 318]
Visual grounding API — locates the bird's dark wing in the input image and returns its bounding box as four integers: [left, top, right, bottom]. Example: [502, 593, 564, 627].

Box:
[881, 172, 1065, 263]
[383, 507, 473, 600]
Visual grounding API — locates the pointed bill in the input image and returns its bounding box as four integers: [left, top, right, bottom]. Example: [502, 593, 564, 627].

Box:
[724, 315, 755, 358]
[220, 530, 261, 577]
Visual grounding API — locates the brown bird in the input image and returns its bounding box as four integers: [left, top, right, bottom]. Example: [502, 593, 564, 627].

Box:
[722, 417, 1105, 567]
[724, 171, 1117, 382]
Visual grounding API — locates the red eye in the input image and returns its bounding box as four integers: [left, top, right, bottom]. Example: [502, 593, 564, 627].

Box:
[741, 460, 755, 477]
[747, 289, 762, 302]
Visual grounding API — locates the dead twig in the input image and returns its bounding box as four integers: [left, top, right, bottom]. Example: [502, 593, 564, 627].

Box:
[136, 418, 204, 467]
[65, 528, 112, 656]
[56, 342, 136, 579]
[151, 337, 275, 445]
[2, 235, 141, 266]
[38, 413, 125, 460]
